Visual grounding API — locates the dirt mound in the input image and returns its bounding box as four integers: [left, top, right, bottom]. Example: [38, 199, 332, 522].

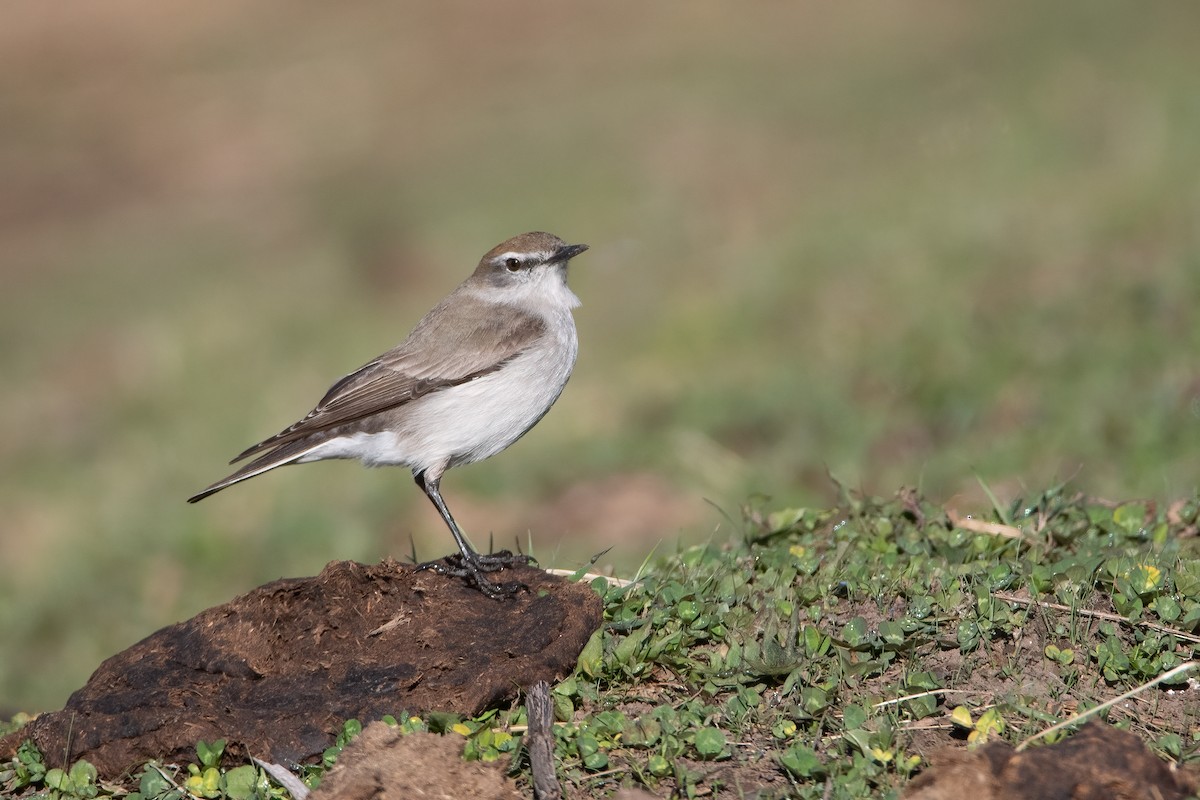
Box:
[0, 560, 602, 777]
[310, 724, 520, 800]
[905, 720, 1197, 800]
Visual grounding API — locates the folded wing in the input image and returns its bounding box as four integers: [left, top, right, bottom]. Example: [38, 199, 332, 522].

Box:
[230, 301, 547, 463]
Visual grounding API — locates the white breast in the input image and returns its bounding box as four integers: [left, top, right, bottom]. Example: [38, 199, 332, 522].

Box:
[407, 312, 578, 470]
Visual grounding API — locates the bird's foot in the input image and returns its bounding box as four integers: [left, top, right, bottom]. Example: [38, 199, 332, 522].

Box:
[472, 549, 535, 571]
[416, 550, 535, 599]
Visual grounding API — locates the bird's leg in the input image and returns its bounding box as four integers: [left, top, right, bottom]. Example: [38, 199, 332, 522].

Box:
[412, 469, 531, 598]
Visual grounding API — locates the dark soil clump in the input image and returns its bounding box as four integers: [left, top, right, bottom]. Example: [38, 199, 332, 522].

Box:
[905, 721, 1198, 800]
[0, 560, 602, 777]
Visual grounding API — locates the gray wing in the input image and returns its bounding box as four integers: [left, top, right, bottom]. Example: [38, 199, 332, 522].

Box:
[231, 296, 546, 463]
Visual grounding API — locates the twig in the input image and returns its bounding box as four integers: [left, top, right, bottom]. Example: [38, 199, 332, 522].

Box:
[947, 509, 1024, 539]
[251, 757, 310, 800]
[1015, 661, 1198, 752]
[993, 592, 1200, 645]
[526, 681, 562, 800]
[368, 611, 411, 637]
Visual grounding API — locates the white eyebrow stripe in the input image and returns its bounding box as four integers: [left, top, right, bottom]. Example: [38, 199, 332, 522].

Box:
[493, 250, 554, 263]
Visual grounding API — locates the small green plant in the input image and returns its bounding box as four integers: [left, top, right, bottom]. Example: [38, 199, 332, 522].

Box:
[0, 741, 107, 800]
[127, 765, 185, 800]
[44, 759, 99, 799]
[2, 739, 48, 793]
[320, 718, 363, 769]
[950, 706, 1006, 745]
[185, 739, 226, 798]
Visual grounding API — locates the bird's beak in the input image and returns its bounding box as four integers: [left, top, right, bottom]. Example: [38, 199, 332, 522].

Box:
[549, 243, 589, 263]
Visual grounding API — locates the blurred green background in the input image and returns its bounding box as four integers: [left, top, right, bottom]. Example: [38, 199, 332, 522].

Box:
[2, 1, 1198, 712]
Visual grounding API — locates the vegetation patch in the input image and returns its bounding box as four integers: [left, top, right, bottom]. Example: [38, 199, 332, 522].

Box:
[4, 486, 1200, 799]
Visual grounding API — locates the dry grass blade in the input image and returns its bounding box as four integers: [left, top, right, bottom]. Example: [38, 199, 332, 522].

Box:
[947, 509, 1025, 539]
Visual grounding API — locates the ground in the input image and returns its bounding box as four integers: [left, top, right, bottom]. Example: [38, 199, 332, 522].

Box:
[2, 489, 1199, 799]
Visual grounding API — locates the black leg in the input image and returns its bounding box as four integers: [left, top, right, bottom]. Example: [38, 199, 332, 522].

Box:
[412, 469, 531, 598]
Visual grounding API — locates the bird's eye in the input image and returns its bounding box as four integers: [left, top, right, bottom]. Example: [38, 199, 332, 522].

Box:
[504, 257, 521, 271]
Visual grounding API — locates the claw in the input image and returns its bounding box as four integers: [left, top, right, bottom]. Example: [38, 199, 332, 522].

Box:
[416, 551, 532, 599]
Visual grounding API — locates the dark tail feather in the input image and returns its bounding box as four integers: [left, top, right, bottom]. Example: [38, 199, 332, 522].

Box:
[187, 439, 320, 503]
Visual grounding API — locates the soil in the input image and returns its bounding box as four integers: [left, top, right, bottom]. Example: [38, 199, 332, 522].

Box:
[820, 591, 1199, 770]
[905, 720, 1197, 800]
[0, 559, 602, 778]
[310, 723, 521, 800]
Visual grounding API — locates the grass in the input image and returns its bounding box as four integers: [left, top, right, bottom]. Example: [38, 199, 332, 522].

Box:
[5, 488, 1200, 798]
[3, 1, 1200, 715]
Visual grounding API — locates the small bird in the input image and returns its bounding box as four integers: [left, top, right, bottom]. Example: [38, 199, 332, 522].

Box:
[188, 232, 589, 597]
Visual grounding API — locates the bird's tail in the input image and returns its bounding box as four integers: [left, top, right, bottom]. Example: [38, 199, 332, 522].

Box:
[186, 439, 320, 503]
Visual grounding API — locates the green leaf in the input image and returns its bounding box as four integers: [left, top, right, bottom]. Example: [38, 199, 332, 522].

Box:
[842, 617, 869, 648]
[138, 768, 174, 800]
[767, 507, 807, 532]
[906, 671, 940, 691]
[593, 710, 626, 735]
[878, 620, 905, 646]
[553, 692, 574, 721]
[842, 704, 868, 730]
[842, 728, 873, 756]
[1029, 565, 1054, 594]
[426, 712, 462, 734]
[779, 744, 823, 778]
[1153, 595, 1181, 622]
[68, 760, 97, 786]
[957, 619, 980, 651]
[223, 765, 259, 800]
[613, 622, 651, 667]
[799, 686, 829, 716]
[1112, 502, 1147, 534]
[185, 766, 222, 799]
[772, 719, 798, 739]
[1158, 733, 1183, 758]
[677, 599, 700, 623]
[1174, 561, 1200, 598]
[623, 716, 662, 747]
[693, 727, 726, 759]
[576, 630, 604, 678]
[1127, 563, 1165, 595]
[45, 768, 69, 792]
[338, 718, 363, 746]
[801, 624, 829, 656]
[906, 694, 939, 718]
[196, 739, 226, 768]
[14, 739, 47, 787]
[582, 749, 608, 770]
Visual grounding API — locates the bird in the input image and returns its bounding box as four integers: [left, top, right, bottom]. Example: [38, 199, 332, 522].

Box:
[188, 231, 589, 597]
